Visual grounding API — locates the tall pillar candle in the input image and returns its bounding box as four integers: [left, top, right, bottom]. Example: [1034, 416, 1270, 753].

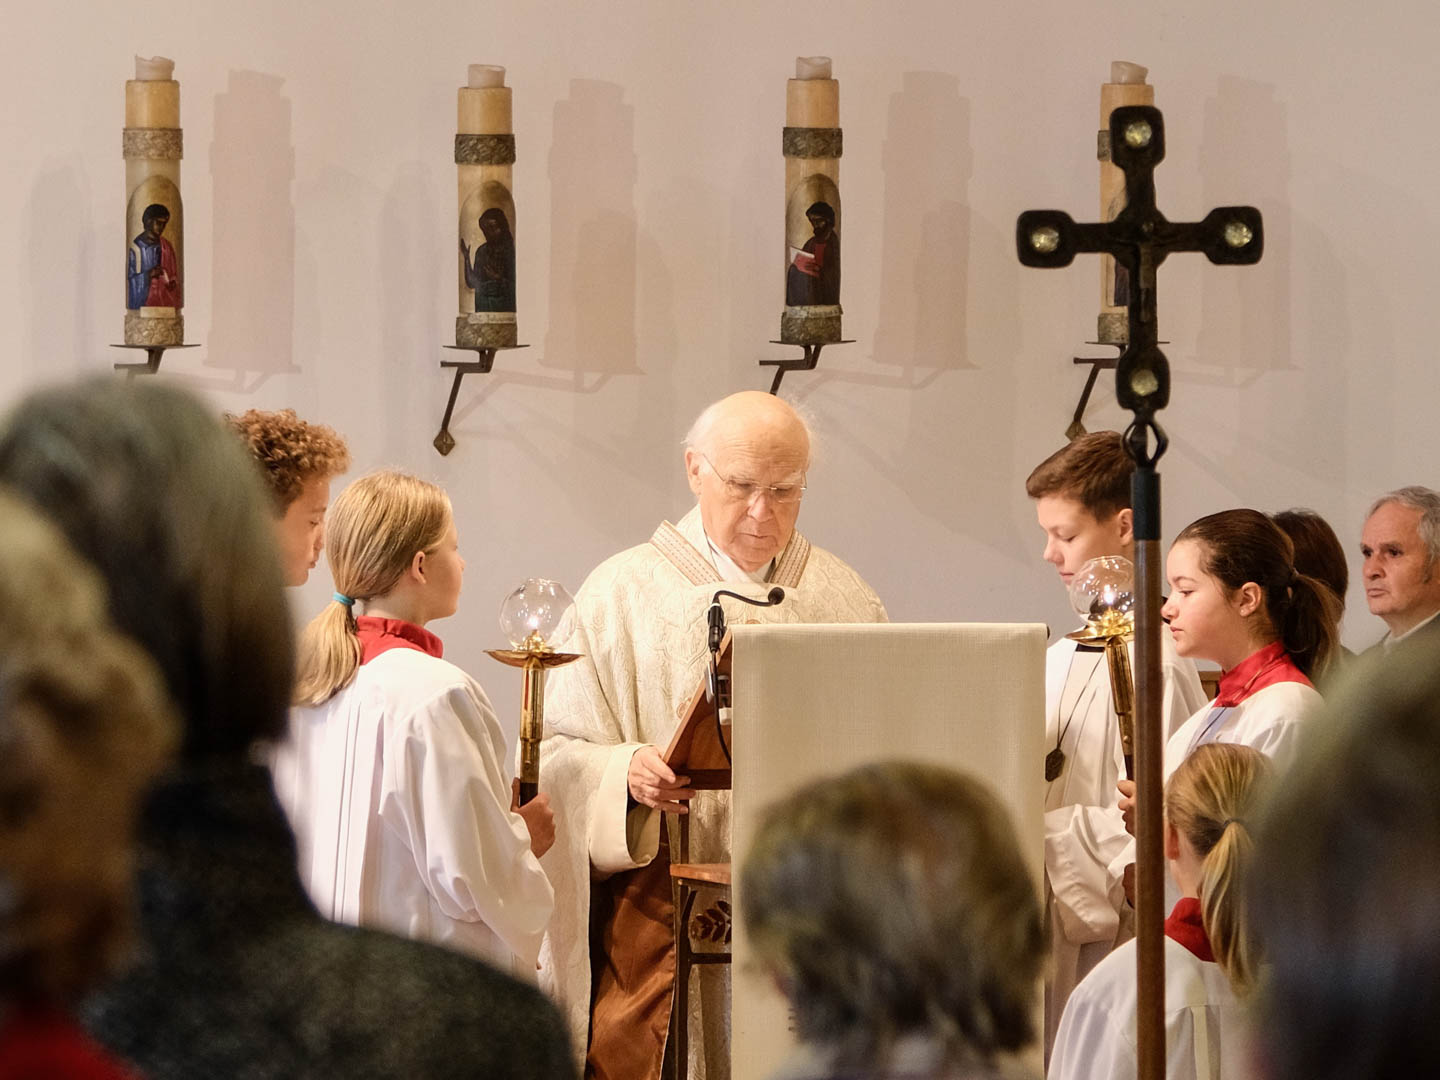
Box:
[456, 64, 517, 348]
[123, 55, 184, 346]
[780, 56, 843, 345]
[1096, 61, 1154, 345]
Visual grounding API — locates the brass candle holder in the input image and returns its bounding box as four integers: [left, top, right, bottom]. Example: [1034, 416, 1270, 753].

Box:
[486, 579, 580, 806]
[1065, 555, 1137, 779]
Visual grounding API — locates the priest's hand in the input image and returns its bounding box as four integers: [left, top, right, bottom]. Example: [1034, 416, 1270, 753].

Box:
[627, 745, 695, 814]
[512, 779, 556, 858]
[1117, 779, 1136, 837]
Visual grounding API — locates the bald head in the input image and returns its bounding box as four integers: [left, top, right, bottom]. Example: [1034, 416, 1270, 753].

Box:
[683, 392, 812, 573]
[684, 391, 812, 467]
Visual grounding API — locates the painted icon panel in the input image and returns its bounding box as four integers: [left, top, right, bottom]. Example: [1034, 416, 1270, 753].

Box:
[458, 180, 517, 314]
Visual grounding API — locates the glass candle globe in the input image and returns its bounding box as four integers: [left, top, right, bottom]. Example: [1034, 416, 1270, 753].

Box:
[1068, 555, 1136, 635]
[499, 578, 576, 650]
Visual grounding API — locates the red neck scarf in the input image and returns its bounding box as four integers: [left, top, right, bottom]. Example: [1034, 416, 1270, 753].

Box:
[1164, 896, 1215, 962]
[355, 616, 443, 664]
[1213, 640, 1310, 707]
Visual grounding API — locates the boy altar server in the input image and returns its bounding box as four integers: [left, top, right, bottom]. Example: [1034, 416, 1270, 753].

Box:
[1025, 431, 1207, 1058]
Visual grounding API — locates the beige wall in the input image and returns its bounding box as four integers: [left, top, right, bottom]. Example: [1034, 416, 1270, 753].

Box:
[3, 0, 1434, 685]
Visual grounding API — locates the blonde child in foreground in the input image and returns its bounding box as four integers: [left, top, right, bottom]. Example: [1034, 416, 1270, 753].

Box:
[1050, 743, 1271, 1080]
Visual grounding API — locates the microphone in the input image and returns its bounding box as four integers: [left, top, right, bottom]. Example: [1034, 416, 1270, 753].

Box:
[707, 587, 786, 652]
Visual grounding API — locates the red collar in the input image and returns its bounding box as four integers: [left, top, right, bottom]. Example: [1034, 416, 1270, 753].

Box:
[1164, 896, 1215, 962]
[356, 616, 444, 664]
[1214, 640, 1310, 707]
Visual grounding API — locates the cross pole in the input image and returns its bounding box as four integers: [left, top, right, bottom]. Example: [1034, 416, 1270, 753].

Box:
[1015, 104, 1262, 1080]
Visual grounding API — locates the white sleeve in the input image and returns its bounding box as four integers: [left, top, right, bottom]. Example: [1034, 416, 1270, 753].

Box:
[1049, 965, 1136, 1080]
[381, 682, 555, 967]
[589, 740, 662, 874]
[1045, 802, 1132, 945]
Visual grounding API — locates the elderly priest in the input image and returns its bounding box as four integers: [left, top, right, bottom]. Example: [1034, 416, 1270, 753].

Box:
[538, 391, 887, 1079]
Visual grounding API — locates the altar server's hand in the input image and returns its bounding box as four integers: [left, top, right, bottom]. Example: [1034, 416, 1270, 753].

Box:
[627, 745, 695, 814]
[512, 780, 556, 858]
[1117, 779, 1137, 837]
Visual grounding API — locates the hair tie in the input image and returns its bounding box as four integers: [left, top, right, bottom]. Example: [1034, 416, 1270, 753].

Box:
[333, 591, 355, 608]
[1222, 817, 1246, 830]
[1288, 566, 1300, 585]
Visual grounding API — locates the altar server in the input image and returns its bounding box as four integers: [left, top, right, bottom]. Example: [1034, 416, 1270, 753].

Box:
[278, 470, 555, 973]
[539, 391, 887, 1078]
[1026, 432, 1207, 1054]
[1050, 743, 1270, 1080]
[1157, 509, 1339, 775]
[227, 407, 351, 586]
[1111, 509, 1340, 915]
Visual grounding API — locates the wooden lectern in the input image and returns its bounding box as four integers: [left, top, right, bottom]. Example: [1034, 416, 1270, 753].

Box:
[662, 632, 734, 1080]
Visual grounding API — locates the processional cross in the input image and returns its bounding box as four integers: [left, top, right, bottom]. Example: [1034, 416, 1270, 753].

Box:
[1015, 103, 1263, 1080]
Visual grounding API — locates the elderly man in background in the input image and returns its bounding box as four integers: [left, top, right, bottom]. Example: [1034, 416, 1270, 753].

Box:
[1359, 485, 1440, 653]
[539, 390, 887, 1079]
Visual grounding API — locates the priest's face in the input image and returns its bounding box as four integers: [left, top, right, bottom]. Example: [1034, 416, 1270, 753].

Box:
[1034, 495, 1134, 588]
[276, 474, 332, 587]
[687, 432, 808, 573]
[1361, 500, 1440, 635]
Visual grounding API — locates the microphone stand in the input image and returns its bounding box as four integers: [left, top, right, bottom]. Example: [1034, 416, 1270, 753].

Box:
[705, 587, 785, 764]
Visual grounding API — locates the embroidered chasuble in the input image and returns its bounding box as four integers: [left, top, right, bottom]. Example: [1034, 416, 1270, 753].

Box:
[538, 506, 886, 1079]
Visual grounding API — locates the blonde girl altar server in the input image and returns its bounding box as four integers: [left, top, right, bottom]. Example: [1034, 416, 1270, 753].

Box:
[1050, 743, 1271, 1080]
[273, 471, 555, 974]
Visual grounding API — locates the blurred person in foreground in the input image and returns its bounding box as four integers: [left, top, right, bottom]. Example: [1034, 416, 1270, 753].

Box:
[0, 379, 574, 1080]
[1248, 646, 1440, 1080]
[0, 492, 175, 1079]
[740, 761, 1044, 1080]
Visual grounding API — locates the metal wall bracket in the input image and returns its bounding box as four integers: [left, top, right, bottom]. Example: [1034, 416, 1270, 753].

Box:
[433, 343, 528, 455]
[110, 343, 200, 376]
[761, 339, 854, 395]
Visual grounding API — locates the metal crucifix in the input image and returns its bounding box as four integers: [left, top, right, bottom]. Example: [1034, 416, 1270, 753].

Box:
[1015, 103, 1263, 1080]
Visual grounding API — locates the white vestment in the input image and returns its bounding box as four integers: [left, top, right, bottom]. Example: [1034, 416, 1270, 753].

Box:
[272, 647, 554, 972]
[1041, 633, 1207, 1057]
[538, 506, 887, 1073]
[1163, 679, 1321, 777]
[1049, 935, 1248, 1080]
[1105, 675, 1324, 916]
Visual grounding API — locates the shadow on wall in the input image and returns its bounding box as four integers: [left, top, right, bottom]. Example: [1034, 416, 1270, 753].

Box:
[543, 79, 640, 380]
[1174, 75, 1357, 512]
[724, 80, 782, 392]
[874, 71, 975, 377]
[22, 158, 94, 379]
[380, 159, 442, 459]
[206, 70, 298, 392]
[1195, 76, 1291, 384]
